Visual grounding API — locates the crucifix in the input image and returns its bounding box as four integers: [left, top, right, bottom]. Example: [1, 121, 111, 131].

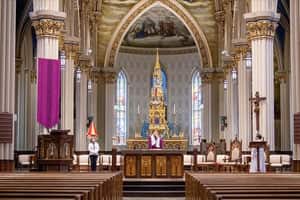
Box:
[249, 91, 266, 134]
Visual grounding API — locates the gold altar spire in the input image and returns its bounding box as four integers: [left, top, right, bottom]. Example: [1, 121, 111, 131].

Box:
[148, 48, 168, 134]
[155, 48, 160, 69]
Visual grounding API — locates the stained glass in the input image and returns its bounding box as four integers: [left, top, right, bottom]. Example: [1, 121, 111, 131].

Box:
[114, 71, 127, 145]
[192, 71, 203, 145]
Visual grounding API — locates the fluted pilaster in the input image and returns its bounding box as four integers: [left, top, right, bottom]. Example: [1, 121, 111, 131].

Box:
[201, 69, 223, 142]
[223, 55, 238, 150]
[275, 71, 290, 151]
[75, 55, 91, 151]
[234, 41, 252, 151]
[101, 69, 117, 150]
[0, 0, 16, 169]
[60, 38, 79, 135]
[290, 0, 300, 161]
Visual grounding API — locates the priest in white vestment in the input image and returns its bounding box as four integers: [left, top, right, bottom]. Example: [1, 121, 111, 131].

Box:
[249, 134, 266, 173]
[148, 130, 163, 149]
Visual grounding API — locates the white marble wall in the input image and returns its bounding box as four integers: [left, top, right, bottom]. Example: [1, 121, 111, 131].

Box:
[116, 52, 200, 142]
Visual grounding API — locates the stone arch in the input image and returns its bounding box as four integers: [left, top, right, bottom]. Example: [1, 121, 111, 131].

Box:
[104, 0, 213, 68]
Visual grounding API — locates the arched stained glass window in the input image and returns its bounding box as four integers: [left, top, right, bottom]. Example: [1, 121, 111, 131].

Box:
[192, 71, 203, 145]
[114, 71, 127, 145]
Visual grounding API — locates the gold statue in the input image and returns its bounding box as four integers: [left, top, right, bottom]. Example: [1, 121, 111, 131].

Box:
[148, 49, 168, 134]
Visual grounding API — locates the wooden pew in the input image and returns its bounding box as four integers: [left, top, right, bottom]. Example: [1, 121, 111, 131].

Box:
[0, 172, 122, 200]
[185, 172, 300, 200]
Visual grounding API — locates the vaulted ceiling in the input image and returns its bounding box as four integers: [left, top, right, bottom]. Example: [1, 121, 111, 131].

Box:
[96, 0, 217, 66]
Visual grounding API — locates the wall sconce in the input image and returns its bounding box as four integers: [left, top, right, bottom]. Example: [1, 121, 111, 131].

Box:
[76, 68, 81, 83]
[88, 79, 92, 92]
[245, 51, 252, 69]
[60, 51, 66, 70]
[86, 48, 92, 56]
[231, 68, 237, 80]
[223, 80, 228, 90]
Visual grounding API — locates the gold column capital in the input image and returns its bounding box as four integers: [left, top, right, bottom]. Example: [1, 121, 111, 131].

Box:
[16, 58, 23, 74]
[87, 68, 100, 83]
[32, 18, 64, 38]
[78, 55, 92, 73]
[89, 11, 102, 26]
[99, 69, 117, 84]
[232, 39, 250, 58]
[63, 38, 80, 61]
[246, 20, 277, 40]
[31, 70, 37, 83]
[222, 55, 234, 74]
[275, 70, 289, 84]
[222, 0, 233, 11]
[201, 69, 225, 84]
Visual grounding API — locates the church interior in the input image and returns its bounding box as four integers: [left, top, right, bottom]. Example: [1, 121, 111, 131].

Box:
[1, 0, 300, 199]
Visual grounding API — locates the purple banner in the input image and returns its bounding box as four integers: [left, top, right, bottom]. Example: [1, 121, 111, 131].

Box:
[37, 58, 60, 129]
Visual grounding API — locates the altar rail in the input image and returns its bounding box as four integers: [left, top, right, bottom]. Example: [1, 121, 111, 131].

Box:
[14, 150, 293, 172]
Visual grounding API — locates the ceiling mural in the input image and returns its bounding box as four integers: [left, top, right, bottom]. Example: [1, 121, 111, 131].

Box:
[97, 0, 217, 66]
[121, 6, 195, 48]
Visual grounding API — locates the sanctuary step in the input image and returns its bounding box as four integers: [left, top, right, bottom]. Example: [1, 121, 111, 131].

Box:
[123, 178, 185, 197]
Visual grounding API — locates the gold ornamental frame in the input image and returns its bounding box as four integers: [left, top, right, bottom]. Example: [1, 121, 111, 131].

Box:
[104, 0, 213, 69]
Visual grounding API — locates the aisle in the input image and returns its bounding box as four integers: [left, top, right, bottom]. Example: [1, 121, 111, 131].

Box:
[124, 198, 185, 200]
[123, 178, 185, 198]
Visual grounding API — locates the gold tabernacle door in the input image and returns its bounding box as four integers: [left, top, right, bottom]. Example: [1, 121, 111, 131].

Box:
[122, 149, 185, 178]
[126, 138, 188, 150]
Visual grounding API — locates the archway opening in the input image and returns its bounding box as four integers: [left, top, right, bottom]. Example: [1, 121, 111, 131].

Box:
[112, 4, 205, 146]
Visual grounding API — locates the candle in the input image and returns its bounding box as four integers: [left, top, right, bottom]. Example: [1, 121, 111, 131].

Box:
[137, 104, 140, 114]
[173, 104, 176, 114]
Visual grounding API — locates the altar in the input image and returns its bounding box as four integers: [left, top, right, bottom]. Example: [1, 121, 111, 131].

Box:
[122, 50, 186, 179]
[127, 138, 187, 150]
[122, 149, 185, 178]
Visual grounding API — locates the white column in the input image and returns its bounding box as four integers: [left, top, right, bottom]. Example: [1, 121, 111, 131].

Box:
[211, 80, 221, 142]
[0, 0, 16, 168]
[60, 40, 79, 134]
[30, 0, 65, 139]
[244, 0, 280, 150]
[278, 75, 290, 151]
[61, 58, 75, 132]
[90, 81, 98, 126]
[105, 80, 116, 151]
[231, 70, 239, 138]
[225, 73, 235, 149]
[290, 0, 300, 161]
[238, 53, 252, 151]
[27, 68, 37, 150]
[219, 80, 226, 139]
[75, 69, 88, 151]
[15, 59, 23, 150]
[201, 78, 212, 142]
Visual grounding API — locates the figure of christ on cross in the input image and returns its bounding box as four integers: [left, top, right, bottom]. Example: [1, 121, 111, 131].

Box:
[249, 91, 266, 135]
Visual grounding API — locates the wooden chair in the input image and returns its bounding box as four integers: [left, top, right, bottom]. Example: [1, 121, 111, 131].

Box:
[205, 143, 217, 171]
[230, 137, 242, 163]
[223, 137, 242, 172]
[18, 154, 35, 170]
